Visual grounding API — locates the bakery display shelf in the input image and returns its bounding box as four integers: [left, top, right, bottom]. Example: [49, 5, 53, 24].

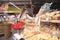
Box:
[41, 20, 60, 23]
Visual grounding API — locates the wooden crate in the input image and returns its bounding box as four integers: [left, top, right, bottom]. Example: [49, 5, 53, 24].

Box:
[0, 22, 4, 34]
[0, 22, 11, 38]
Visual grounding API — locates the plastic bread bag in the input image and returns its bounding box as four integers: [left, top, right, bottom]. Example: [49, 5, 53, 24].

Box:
[36, 3, 52, 17]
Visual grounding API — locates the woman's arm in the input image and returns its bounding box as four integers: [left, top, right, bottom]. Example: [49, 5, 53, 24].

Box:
[27, 14, 33, 20]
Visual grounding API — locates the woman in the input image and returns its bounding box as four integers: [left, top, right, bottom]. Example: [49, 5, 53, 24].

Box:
[12, 8, 35, 40]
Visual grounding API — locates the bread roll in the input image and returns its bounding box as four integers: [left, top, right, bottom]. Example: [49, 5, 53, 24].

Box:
[52, 36, 58, 40]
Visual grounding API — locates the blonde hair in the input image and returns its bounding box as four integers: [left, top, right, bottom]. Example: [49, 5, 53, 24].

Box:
[22, 8, 27, 14]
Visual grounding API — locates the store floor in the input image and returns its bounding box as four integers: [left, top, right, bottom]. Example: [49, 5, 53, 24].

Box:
[0, 29, 17, 40]
[0, 33, 15, 40]
[0, 36, 11, 40]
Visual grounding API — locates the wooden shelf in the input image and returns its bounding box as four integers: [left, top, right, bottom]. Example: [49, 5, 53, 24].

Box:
[41, 20, 60, 23]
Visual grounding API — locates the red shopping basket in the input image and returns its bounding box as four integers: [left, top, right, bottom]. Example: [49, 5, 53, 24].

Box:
[12, 21, 24, 30]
